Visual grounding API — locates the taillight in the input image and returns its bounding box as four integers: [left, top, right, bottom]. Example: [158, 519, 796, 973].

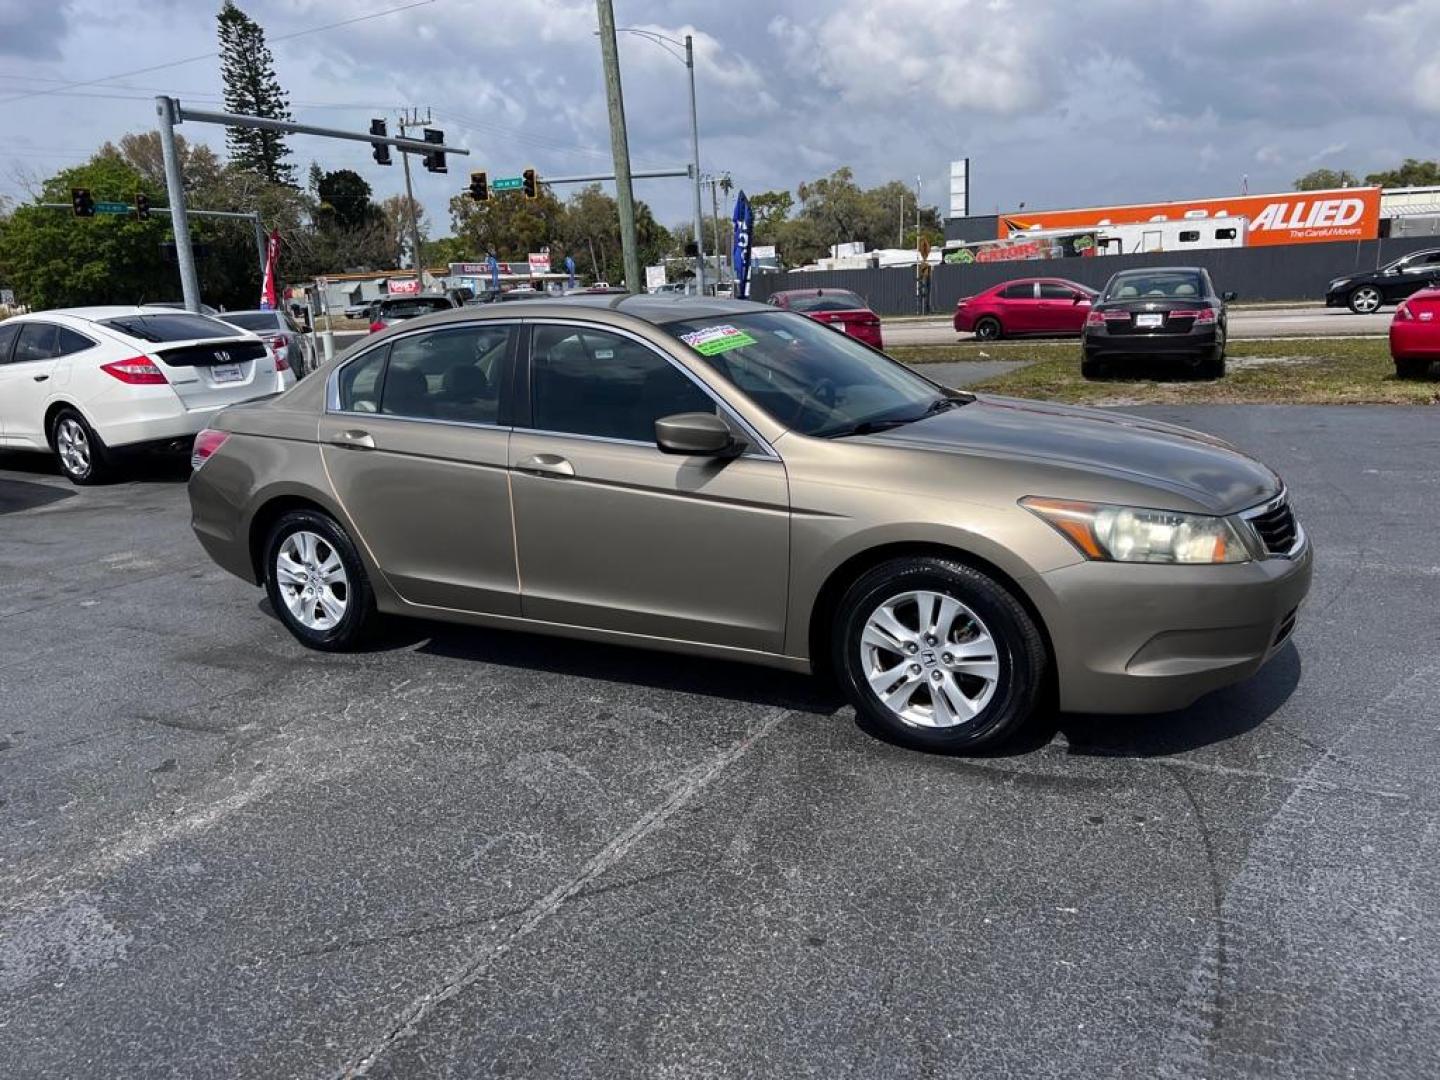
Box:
[191, 428, 229, 470]
[1085, 310, 1107, 326]
[101, 356, 167, 384]
[1395, 302, 1412, 321]
[1171, 308, 1217, 324]
[269, 338, 290, 371]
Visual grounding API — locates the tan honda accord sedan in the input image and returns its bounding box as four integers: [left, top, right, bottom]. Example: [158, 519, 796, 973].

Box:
[188, 295, 1311, 752]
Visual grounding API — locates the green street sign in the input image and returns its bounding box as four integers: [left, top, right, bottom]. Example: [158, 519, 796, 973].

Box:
[492, 176, 524, 192]
[95, 201, 132, 215]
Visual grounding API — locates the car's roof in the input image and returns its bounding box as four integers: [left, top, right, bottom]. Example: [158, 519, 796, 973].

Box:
[1108, 266, 1205, 276]
[375, 293, 769, 330]
[9, 305, 186, 322]
[221, 309, 283, 318]
[772, 287, 863, 297]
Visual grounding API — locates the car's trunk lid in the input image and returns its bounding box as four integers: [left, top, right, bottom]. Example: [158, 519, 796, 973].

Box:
[152, 337, 271, 408]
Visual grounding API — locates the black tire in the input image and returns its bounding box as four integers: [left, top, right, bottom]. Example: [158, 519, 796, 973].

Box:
[1196, 349, 1226, 379]
[1081, 355, 1104, 380]
[50, 407, 114, 485]
[1348, 285, 1383, 314]
[973, 316, 1002, 341]
[1395, 357, 1430, 379]
[832, 556, 1048, 753]
[264, 509, 378, 651]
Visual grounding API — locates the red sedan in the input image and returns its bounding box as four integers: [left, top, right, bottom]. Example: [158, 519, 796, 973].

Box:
[953, 278, 1097, 340]
[1390, 287, 1440, 378]
[768, 288, 884, 349]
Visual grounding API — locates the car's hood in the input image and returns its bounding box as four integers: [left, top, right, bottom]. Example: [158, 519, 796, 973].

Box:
[864, 395, 1279, 515]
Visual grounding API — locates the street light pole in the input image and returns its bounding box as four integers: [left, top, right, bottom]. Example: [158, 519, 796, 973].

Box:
[155, 96, 201, 312]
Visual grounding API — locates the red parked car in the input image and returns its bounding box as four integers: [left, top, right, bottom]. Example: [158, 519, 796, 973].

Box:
[953, 278, 1097, 340]
[1390, 287, 1440, 378]
[768, 288, 883, 349]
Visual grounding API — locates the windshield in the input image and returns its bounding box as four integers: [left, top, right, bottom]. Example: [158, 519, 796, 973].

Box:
[98, 313, 237, 342]
[786, 291, 868, 313]
[664, 311, 953, 437]
[221, 312, 280, 332]
[1103, 272, 1204, 301]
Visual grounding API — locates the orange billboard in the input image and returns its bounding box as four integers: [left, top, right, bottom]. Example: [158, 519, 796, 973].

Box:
[998, 187, 1381, 247]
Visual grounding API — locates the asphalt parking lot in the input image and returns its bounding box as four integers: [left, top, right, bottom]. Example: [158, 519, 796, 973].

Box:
[2, 405, 1438, 1079]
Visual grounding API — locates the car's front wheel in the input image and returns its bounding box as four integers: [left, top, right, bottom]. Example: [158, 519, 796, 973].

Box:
[264, 509, 377, 650]
[833, 557, 1048, 753]
[1348, 285, 1383, 314]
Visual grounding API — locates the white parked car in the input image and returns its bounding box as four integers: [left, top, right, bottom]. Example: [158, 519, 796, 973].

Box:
[0, 306, 294, 484]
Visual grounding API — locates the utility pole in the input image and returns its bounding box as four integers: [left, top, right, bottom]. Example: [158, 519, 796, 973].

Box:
[596, 0, 642, 293]
[156, 96, 201, 312]
[683, 35, 706, 295]
[397, 107, 429, 280]
[899, 191, 905, 248]
[710, 176, 722, 284]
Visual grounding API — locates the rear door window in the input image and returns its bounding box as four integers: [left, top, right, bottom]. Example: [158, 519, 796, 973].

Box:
[13, 322, 58, 363]
[379, 325, 511, 425]
[1001, 283, 1036, 300]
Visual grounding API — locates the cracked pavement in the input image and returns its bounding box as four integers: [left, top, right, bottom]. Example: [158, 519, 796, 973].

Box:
[1, 405, 1437, 1078]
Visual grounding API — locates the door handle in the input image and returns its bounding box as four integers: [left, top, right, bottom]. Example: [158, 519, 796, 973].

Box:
[515, 453, 575, 478]
[329, 429, 375, 450]
[33, 374, 49, 382]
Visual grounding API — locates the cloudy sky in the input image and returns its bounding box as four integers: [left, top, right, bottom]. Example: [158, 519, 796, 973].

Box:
[3, 0, 1440, 235]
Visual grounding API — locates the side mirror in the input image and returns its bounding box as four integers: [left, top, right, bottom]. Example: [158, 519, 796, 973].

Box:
[655, 412, 741, 457]
[1221, 290, 1238, 302]
[1072, 294, 1084, 304]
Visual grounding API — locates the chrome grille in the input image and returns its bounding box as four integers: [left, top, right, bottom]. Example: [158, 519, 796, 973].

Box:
[1246, 495, 1300, 556]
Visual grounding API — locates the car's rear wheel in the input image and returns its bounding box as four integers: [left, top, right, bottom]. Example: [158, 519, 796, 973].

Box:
[1395, 357, 1431, 379]
[833, 557, 1048, 753]
[1348, 285, 1382, 314]
[50, 408, 113, 485]
[1081, 354, 1104, 379]
[973, 316, 1002, 341]
[1197, 349, 1226, 379]
[265, 509, 377, 650]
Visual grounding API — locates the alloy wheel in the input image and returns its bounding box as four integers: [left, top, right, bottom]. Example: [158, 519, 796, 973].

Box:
[275, 530, 349, 631]
[1351, 286, 1382, 314]
[859, 589, 1000, 728]
[55, 418, 91, 478]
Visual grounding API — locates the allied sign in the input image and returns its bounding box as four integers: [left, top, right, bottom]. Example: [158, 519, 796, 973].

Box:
[493, 176, 524, 192]
[997, 187, 1382, 247]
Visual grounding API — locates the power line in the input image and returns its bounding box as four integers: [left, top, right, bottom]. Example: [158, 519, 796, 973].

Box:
[0, 0, 438, 106]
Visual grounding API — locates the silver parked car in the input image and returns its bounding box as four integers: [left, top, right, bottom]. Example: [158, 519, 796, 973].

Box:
[218, 309, 317, 379]
[188, 296, 1311, 753]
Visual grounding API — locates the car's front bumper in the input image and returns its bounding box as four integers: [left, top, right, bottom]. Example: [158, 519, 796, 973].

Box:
[1325, 287, 1352, 308]
[1030, 540, 1313, 714]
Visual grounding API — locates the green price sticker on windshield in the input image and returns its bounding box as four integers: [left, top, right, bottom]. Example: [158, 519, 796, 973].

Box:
[680, 324, 756, 356]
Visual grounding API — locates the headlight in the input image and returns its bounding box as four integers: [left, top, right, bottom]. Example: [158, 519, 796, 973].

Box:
[1329, 277, 1351, 290]
[1021, 497, 1249, 564]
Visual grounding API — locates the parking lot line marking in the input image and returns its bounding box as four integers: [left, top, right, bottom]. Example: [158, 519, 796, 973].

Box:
[337, 704, 794, 1078]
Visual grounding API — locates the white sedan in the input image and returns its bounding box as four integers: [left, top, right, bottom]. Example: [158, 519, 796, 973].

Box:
[0, 306, 294, 484]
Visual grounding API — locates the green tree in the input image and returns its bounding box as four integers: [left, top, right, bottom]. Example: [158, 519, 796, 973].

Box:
[217, 1, 295, 185]
[1293, 167, 1359, 190]
[1364, 158, 1440, 188]
[0, 157, 172, 309]
[315, 169, 376, 232]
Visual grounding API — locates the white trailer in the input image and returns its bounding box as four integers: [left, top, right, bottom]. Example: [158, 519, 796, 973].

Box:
[1093, 216, 1249, 254]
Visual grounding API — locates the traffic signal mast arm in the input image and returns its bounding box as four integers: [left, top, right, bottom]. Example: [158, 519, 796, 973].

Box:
[166, 100, 468, 160]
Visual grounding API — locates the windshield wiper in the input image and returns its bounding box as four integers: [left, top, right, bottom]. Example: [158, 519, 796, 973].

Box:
[822, 395, 971, 439]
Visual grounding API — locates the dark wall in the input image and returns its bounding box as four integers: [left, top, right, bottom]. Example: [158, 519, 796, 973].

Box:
[751, 235, 1440, 314]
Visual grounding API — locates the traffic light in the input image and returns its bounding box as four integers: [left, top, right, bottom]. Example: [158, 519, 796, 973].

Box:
[422, 128, 447, 174]
[134, 192, 150, 220]
[521, 167, 538, 200]
[468, 171, 488, 202]
[370, 119, 391, 166]
[71, 187, 94, 218]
